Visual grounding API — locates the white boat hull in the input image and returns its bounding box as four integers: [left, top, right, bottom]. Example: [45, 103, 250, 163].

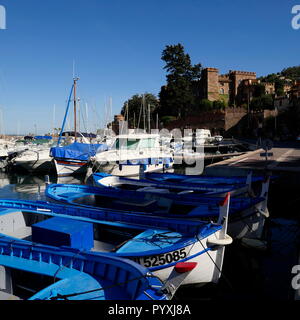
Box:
[54, 159, 89, 177]
[130, 229, 230, 286]
[95, 162, 173, 177]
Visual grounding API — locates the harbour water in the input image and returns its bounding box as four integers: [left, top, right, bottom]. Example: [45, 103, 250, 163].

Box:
[0, 169, 299, 301]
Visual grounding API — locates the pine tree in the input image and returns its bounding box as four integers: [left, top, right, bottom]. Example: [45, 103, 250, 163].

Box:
[159, 43, 202, 118]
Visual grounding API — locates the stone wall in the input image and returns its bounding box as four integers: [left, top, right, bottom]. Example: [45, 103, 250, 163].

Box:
[163, 107, 247, 135]
[224, 107, 247, 131]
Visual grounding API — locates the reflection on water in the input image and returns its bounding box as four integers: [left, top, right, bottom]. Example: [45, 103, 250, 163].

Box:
[0, 172, 85, 201]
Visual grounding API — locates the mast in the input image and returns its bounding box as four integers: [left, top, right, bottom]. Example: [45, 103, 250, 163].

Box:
[148, 103, 151, 133]
[73, 77, 79, 141]
[142, 94, 146, 131]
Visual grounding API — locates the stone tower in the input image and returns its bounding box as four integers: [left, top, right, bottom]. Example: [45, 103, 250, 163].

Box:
[229, 70, 256, 105]
[201, 68, 220, 101]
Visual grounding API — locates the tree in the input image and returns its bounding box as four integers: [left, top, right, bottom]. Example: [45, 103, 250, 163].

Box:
[281, 66, 300, 81]
[261, 94, 274, 110]
[159, 43, 202, 118]
[198, 99, 213, 111]
[213, 100, 226, 110]
[250, 94, 274, 111]
[121, 93, 159, 129]
[253, 83, 266, 98]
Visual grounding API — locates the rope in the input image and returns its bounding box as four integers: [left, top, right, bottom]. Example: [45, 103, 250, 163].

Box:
[196, 234, 234, 291]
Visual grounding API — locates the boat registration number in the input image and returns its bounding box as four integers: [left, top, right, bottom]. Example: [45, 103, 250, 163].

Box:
[131, 248, 188, 268]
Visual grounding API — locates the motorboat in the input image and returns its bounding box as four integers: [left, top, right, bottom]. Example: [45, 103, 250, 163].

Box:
[90, 133, 174, 177]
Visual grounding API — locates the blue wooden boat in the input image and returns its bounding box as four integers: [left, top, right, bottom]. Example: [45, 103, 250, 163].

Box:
[144, 171, 264, 186]
[0, 232, 167, 300]
[93, 172, 252, 198]
[46, 179, 269, 240]
[0, 198, 232, 291]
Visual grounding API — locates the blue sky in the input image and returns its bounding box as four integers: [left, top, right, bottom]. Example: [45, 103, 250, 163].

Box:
[0, 0, 299, 135]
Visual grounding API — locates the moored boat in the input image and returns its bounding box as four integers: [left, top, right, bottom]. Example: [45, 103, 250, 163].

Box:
[90, 133, 174, 177]
[46, 178, 270, 240]
[13, 147, 54, 173]
[93, 171, 253, 198]
[0, 233, 167, 300]
[50, 78, 108, 177]
[50, 141, 107, 177]
[144, 171, 263, 186]
[0, 197, 232, 289]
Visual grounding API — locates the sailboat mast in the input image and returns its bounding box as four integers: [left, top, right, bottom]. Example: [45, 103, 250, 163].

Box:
[73, 77, 79, 141]
[148, 103, 151, 133]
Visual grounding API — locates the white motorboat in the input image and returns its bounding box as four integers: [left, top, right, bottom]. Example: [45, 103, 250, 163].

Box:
[13, 146, 54, 173]
[91, 133, 174, 177]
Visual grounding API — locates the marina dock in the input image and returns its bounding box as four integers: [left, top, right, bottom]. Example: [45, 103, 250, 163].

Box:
[205, 142, 300, 176]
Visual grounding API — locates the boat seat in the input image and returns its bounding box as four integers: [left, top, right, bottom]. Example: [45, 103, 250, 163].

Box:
[4, 226, 32, 240]
[113, 199, 157, 208]
[59, 192, 84, 199]
[137, 187, 170, 193]
[92, 240, 115, 252]
[0, 291, 21, 300]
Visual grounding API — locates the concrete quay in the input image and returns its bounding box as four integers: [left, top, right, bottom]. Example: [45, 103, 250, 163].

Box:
[204, 142, 300, 176]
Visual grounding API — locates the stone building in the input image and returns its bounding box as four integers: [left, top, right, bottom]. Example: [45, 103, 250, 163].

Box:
[290, 81, 300, 99]
[199, 67, 295, 107]
[200, 68, 257, 106]
[110, 114, 125, 135]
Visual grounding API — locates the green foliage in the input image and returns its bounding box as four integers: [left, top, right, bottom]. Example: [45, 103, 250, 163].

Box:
[261, 95, 274, 109]
[159, 43, 202, 119]
[121, 93, 159, 127]
[253, 83, 266, 98]
[213, 100, 226, 110]
[198, 99, 213, 111]
[274, 78, 285, 96]
[160, 116, 177, 125]
[250, 94, 274, 111]
[259, 66, 300, 95]
[259, 73, 278, 83]
[219, 94, 229, 105]
[281, 66, 300, 81]
[197, 99, 226, 111]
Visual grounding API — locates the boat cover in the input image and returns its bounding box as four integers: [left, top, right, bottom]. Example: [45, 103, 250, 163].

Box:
[50, 142, 108, 161]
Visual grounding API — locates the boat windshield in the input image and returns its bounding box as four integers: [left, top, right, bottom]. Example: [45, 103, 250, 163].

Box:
[114, 138, 156, 150]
